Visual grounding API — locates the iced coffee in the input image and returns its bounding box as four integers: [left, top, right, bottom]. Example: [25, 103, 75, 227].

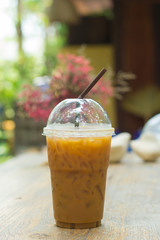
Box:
[43, 99, 114, 228]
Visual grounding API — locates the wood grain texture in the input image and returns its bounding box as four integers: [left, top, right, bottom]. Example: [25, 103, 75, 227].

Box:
[0, 150, 160, 240]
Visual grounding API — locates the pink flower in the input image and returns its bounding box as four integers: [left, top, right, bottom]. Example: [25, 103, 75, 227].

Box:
[57, 53, 64, 61]
[73, 76, 78, 84]
[68, 63, 75, 72]
[18, 53, 113, 122]
[74, 56, 86, 64]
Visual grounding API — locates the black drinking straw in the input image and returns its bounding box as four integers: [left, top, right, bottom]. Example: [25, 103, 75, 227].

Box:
[78, 68, 107, 99]
[75, 68, 107, 127]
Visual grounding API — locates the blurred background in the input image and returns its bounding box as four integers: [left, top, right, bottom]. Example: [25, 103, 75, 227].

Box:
[0, 0, 160, 162]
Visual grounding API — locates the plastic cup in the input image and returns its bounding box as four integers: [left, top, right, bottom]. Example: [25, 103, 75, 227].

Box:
[43, 99, 114, 229]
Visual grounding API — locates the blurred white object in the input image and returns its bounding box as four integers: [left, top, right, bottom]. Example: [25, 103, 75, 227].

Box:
[142, 113, 160, 142]
[130, 114, 160, 161]
[110, 132, 131, 163]
[130, 132, 160, 161]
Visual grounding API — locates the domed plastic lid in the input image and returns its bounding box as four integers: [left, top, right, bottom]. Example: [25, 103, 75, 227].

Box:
[43, 98, 114, 137]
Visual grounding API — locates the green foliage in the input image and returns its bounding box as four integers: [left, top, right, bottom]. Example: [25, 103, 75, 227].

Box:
[0, 130, 12, 163]
[0, 155, 12, 164]
[43, 23, 68, 75]
[0, 25, 67, 110]
[24, 0, 51, 12]
[23, 0, 52, 26]
[0, 55, 42, 108]
[103, 10, 114, 20]
[0, 142, 10, 157]
[0, 0, 68, 115]
[91, 9, 114, 20]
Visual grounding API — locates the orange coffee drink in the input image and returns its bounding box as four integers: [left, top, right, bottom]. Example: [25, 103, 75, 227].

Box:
[43, 99, 114, 229]
[47, 134, 112, 228]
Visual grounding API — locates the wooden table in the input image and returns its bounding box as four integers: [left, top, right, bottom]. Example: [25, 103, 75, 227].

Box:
[0, 149, 160, 240]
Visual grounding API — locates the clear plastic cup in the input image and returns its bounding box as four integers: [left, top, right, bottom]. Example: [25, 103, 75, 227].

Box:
[43, 98, 114, 229]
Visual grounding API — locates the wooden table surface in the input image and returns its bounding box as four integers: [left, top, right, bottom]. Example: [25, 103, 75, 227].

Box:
[0, 149, 160, 240]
